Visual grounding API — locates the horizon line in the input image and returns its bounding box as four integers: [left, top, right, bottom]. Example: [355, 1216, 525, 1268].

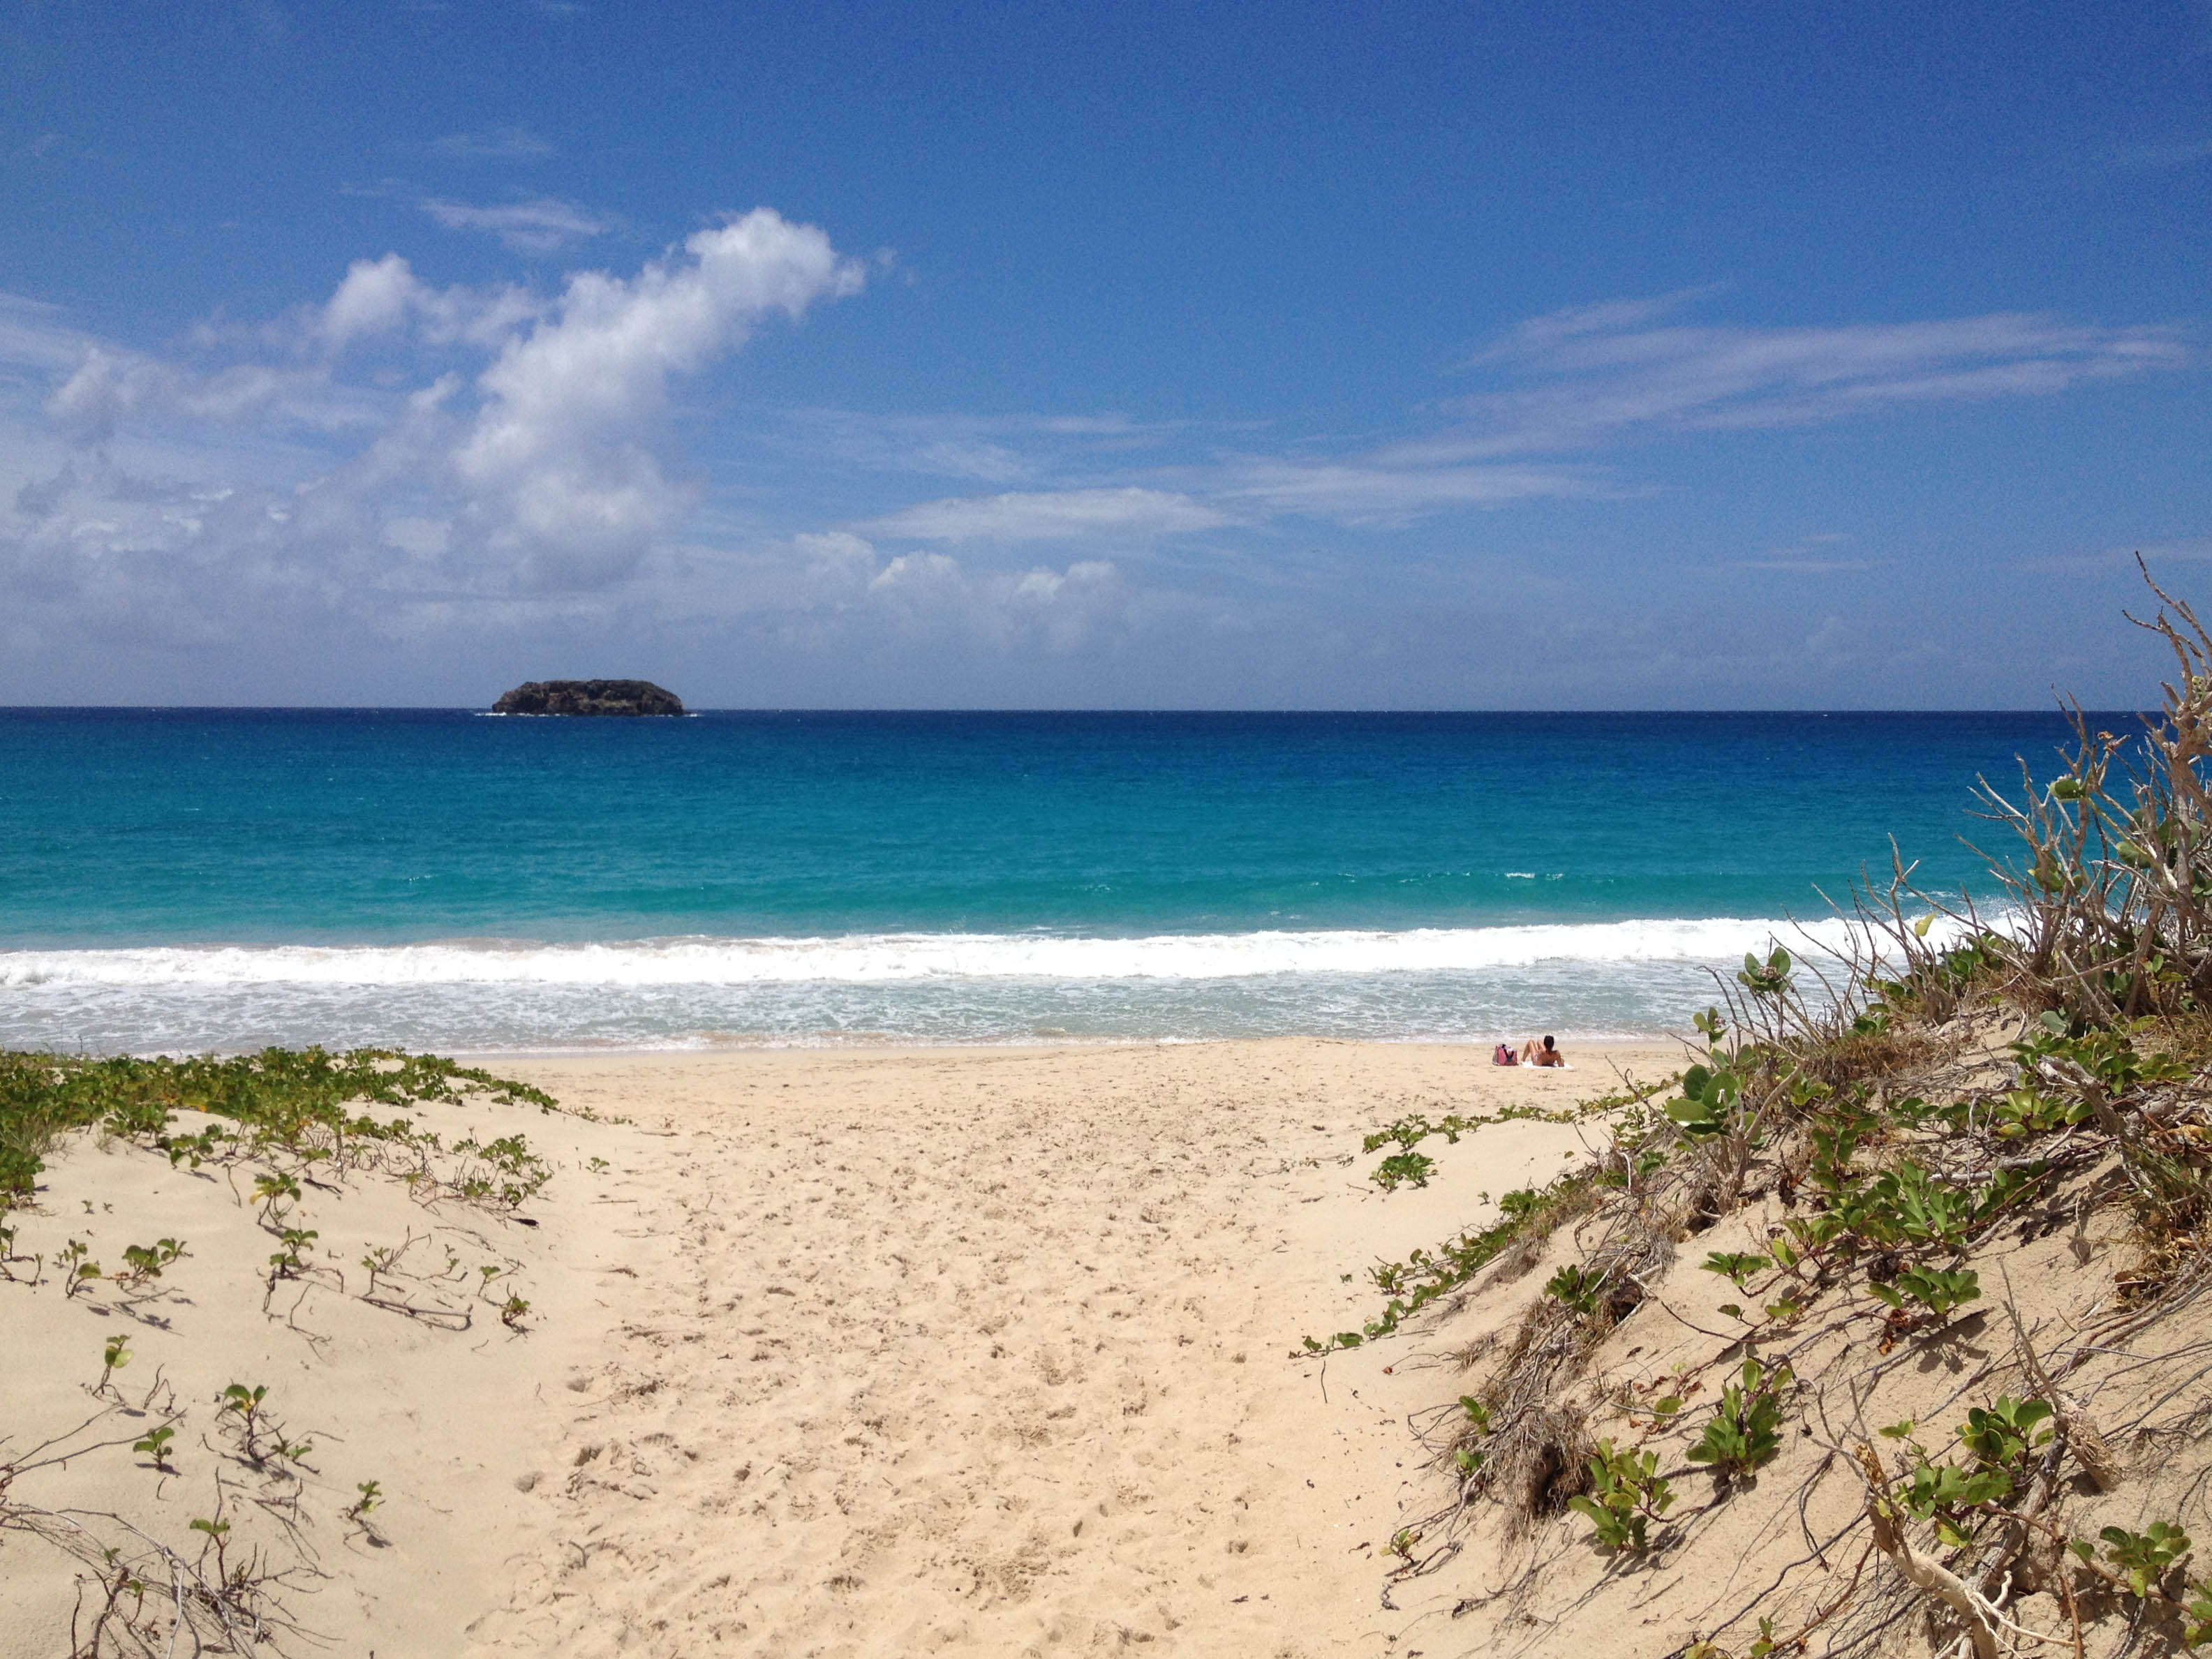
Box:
[0, 704, 2144, 718]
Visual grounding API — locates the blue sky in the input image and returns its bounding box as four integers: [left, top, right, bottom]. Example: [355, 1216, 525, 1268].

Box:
[1, 0, 2207, 707]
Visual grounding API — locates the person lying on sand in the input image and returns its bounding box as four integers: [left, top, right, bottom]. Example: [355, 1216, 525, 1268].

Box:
[1520, 1035, 1566, 1068]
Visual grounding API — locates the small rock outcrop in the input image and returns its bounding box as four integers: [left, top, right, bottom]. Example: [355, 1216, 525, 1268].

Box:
[491, 680, 686, 717]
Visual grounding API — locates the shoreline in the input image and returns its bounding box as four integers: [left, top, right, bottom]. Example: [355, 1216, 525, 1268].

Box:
[442, 1030, 1688, 1059]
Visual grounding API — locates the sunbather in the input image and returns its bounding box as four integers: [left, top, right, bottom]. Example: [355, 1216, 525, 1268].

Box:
[1520, 1034, 1565, 1068]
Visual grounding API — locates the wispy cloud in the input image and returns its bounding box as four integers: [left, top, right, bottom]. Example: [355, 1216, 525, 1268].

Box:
[1732, 533, 1874, 574]
[422, 196, 607, 253]
[763, 409, 1175, 486]
[1736, 556, 1876, 574]
[2024, 536, 2212, 574]
[863, 486, 1232, 544]
[1388, 294, 2188, 465]
[813, 295, 2193, 542]
[428, 126, 554, 161]
[2102, 135, 2212, 172]
[1212, 459, 1597, 525]
[0, 292, 96, 375]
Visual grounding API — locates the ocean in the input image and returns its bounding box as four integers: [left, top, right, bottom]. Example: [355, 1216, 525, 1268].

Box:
[0, 709, 2105, 1054]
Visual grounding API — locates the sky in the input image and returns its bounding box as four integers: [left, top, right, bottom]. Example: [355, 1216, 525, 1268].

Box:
[1, 0, 2208, 708]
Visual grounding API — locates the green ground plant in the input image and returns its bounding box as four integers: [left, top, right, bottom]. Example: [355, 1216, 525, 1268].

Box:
[1701, 1250, 1771, 1290]
[1545, 1263, 1605, 1318]
[114, 1236, 186, 1286]
[1566, 1440, 1674, 1552]
[1954, 1394, 2052, 1478]
[0, 1046, 557, 1217]
[131, 1424, 177, 1474]
[1869, 1263, 1982, 1323]
[57, 1236, 100, 1297]
[1371, 1150, 1435, 1191]
[1685, 1357, 1791, 1480]
[2076, 1521, 2192, 1598]
[1300, 1173, 1598, 1352]
[98, 1334, 130, 1394]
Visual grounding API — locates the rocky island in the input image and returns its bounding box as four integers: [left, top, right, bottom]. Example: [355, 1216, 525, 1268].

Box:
[491, 679, 685, 716]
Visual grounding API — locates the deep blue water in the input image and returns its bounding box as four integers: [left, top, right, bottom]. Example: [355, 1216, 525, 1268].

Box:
[0, 709, 2110, 1050]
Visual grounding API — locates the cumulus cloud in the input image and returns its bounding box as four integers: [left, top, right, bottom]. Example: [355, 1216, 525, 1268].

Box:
[421, 196, 608, 253]
[852, 544, 1124, 650]
[1, 207, 868, 667]
[862, 486, 1231, 544]
[454, 209, 864, 581]
[316, 253, 542, 351]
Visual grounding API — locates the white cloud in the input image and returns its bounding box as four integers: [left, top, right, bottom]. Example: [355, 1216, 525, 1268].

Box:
[320, 254, 420, 347]
[1214, 460, 1596, 524]
[0, 207, 868, 663]
[764, 409, 1178, 488]
[0, 292, 93, 375]
[1397, 298, 2189, 463]
[1, 237, 2201, 701]
[454, 209, 864, 581]
[1734, 532, 1873, 574]
[852, 548, 1126, 651]
[317, 253, 543, 351]
[869, 549, 962, 590]
[2103, 135, 2212, 172]
[1013, 559, 1115, 602]
[422, 197, 608, 253]
[862, 486, 1231, 544]
[382, 516, 452, 559]
[44, 345, 392, 442]
[2023, 536, 2212, 574]
[429, 126, 554, 161]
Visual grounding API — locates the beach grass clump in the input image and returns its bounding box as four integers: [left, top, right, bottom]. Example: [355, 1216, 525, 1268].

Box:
[1337, 571, 2212, 1655]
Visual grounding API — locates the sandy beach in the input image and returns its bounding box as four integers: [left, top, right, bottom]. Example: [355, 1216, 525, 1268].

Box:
[0, 1037, 1679, 1658]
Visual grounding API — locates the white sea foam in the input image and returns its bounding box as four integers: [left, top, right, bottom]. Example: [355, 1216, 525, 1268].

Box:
[0, 916, 1868, 990]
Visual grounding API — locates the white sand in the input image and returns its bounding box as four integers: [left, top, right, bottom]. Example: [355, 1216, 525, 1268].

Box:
[0, 1038, 1679, 1657]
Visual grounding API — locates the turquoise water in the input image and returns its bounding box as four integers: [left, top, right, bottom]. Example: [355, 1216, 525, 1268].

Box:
[0, 709, 2101, 1051]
